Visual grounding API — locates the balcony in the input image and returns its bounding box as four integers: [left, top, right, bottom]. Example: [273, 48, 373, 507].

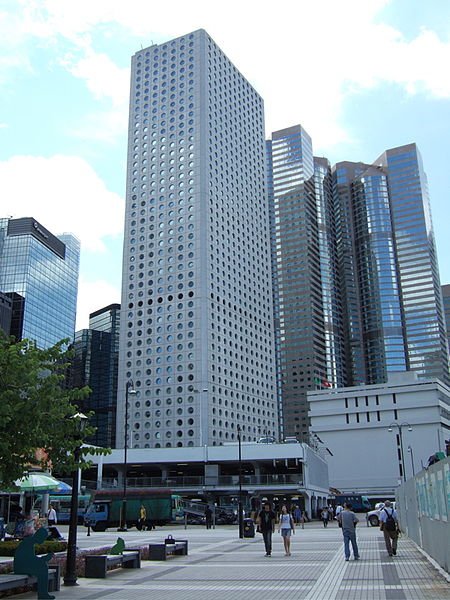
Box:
[102, 473, 303, 490]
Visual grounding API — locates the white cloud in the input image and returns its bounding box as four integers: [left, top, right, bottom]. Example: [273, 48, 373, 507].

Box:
[3, 0, 450, 150]
[75, 276, 121, 330]
[0, 154, 124, 252]
[58, 49, 129, 106]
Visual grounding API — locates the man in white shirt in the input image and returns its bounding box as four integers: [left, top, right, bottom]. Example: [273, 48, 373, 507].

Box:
[47, 505, 57, 526]
[379, 500, 399, 557]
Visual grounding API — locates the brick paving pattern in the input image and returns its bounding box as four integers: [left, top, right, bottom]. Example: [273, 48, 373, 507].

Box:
[8, 523, 450, 600]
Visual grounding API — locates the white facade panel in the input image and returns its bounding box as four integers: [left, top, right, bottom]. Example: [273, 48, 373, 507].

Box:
[308, 372, 450, 495]
[118, 30, 277, 450]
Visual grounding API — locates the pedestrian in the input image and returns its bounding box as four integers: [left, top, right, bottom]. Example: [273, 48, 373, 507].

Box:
[138, 504, 147, 531]
[47, 505, 57, 527]
[335, 504, 343, 522]
[205, 505, 212, 529]
[379, 500, 399, 557]
[293, 505, 302, 524]
[257, 501, 276, 557]
[328, 505, 334, 521]
[337, 502, 360, 561]
[278, 505, 295, 556]
[321, 507, 329, 527]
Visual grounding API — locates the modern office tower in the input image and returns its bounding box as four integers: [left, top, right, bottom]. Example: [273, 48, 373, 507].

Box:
[441, 284, 450, 352]
[72, 304, 120, 448]
[331, 144, 449, 386]
[377, 144, 449, 385]
[118, 29, 277, 449]
[0, 291, 12, 334]
[333, 161, 407, 385]
[314, 157, 345, 389]
[0, 217, 79, 348]
[267, 125, 326, 439]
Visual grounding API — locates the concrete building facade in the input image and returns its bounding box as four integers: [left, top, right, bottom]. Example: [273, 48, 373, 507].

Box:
[308, 371, 450, 497]
[118, 30, 277, 450]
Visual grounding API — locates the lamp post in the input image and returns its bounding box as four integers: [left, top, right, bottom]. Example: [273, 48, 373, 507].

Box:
[407, 445, 415, 477]
[388, 422, 412, 482]
[118, 380, 137, 532]
[237, 424, 244, 538]
[64, 412, 88, 587]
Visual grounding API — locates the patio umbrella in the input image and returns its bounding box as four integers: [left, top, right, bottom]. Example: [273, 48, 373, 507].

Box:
[52, 480, 72, 494]
[14, 473, 61, 492]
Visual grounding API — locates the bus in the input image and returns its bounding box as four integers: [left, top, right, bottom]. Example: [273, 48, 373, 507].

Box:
[334, 494, 371, 512]
[33, 493, 92, 524]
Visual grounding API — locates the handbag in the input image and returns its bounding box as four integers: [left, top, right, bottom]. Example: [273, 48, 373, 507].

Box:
[165, 534, 175, 544]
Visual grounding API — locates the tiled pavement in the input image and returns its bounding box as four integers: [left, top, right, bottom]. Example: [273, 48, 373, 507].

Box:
[9, 523, 450, 600]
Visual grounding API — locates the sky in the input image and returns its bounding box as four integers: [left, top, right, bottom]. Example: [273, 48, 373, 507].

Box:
[1, 0, 450, 330]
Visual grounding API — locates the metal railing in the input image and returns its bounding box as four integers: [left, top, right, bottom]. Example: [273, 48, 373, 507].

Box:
[101, 473, 303, 489]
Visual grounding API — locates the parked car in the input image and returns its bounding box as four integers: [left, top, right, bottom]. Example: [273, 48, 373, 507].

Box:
[258, 436, 276, 444]
[366, 501, 396, 527]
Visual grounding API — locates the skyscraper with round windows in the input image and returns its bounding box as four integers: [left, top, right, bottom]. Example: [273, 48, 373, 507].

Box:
[118, 29, 278, 449]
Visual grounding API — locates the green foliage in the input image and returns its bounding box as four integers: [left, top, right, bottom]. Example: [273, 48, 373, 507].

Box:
[0, 332, 110, 488]
[0, 539, 67, 556]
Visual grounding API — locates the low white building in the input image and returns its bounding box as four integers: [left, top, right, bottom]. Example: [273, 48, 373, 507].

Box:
[308, 372, 450, 497]
[86, 442, 329, 517]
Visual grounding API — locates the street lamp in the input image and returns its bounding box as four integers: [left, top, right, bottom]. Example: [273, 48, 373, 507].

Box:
[237, 424, 244, 539]
[64, 412, 88, 587]
[118, 380, 137, 532]
[407, 445, 415, 476]
[388, 422, 412, 482]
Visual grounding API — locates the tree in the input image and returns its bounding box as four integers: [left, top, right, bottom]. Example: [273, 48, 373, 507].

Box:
[0, 332, 108, 488]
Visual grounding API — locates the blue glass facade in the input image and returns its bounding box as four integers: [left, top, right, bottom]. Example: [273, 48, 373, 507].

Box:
[352, 166, 406, 381]
[72, 304, 120, 448]
[330, 144, 449, 386]
[0, 217, 79, 348]
[378, 145, 449, 385]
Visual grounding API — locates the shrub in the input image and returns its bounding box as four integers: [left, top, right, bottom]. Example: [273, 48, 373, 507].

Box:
[0, 540, 67, 556]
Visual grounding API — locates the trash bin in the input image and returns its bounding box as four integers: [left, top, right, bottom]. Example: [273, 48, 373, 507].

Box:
[243, 518, 255, 538]
[0, 517, 4, 541]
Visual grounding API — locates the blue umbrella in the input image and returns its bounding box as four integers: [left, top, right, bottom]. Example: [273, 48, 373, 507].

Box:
[52, 481, 72, 494]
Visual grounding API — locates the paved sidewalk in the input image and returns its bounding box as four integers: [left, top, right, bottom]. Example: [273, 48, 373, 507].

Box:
[9, 523, 450, 600]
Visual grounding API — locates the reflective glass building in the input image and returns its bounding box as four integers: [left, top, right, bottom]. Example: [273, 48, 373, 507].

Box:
[119, 30, 277, 449]
[0, 217, 79, 348]
[332, 144, 449, 386]
[72, 304, 120, 448]
[377, 144, 449, 384]
[267, 125, 327, 439]
[268, 138, 449, 438]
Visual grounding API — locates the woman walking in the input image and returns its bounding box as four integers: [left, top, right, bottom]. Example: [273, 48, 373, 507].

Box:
[278, 505, 295, 556]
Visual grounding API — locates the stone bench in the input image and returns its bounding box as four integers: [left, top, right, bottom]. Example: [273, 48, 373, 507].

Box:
[0, 564, 60, 594]
[148, 540, 188, 561]
[84, 550, 141, 578]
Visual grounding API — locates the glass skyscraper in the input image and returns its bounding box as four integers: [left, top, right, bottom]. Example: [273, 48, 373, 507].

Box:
[377, 144, 449, 385]
[119, 29, 277, 449]
[267, 125, 327, 439]
[331, 144, 449, 387]
[268, 137, 449, 438]
[0, 217, 79, 348]
[72, 304, 120, 448]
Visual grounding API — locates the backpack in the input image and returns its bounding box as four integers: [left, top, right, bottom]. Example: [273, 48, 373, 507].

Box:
[383, 508, 396, 532]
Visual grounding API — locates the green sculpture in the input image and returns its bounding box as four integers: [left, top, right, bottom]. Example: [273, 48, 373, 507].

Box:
[110, 537, 125, 555]
[14, 527, 55, 600]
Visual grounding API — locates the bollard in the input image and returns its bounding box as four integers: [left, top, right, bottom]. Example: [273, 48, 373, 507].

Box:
[87, 523, 91, 537]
